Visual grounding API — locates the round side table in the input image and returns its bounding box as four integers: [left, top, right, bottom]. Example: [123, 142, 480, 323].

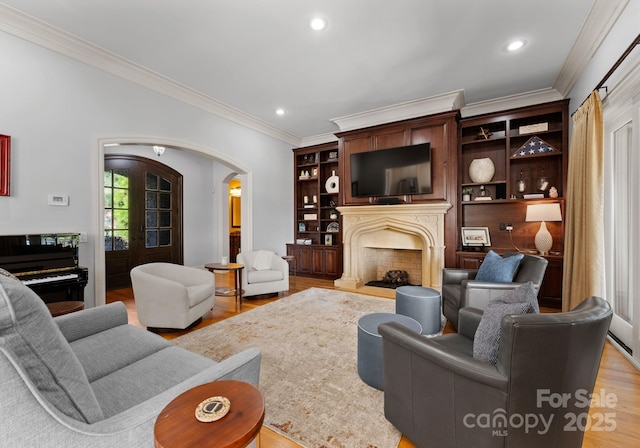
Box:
[205, 263, 244, 310]
[46, 301, 84, 317]
[154, 380, 264, 448]
[281, 255, 296, 288]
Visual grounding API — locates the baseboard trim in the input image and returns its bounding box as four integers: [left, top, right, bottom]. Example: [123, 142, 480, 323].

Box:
[606, 334, 640, 371]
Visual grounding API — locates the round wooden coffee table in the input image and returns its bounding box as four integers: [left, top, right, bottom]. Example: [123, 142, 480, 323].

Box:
[154, 380, 264, 448]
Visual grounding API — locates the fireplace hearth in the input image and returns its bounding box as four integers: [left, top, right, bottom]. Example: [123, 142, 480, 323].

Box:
[365, 269, 412, 289]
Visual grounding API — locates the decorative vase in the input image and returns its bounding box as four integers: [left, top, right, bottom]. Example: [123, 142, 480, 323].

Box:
[325, 170, 339, 193]
[468, 158, 495, 183]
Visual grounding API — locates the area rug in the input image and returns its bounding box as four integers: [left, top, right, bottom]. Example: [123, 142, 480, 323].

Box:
[172, 287, 401, 448]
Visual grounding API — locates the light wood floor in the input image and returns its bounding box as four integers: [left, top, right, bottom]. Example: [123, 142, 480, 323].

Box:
[107, 274, 640, 448]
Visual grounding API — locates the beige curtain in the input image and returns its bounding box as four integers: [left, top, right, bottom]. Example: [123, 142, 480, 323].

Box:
[562, 91, 604, 311]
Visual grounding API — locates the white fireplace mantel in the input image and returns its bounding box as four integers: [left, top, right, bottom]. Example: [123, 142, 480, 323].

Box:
[335, 203, 451, 292]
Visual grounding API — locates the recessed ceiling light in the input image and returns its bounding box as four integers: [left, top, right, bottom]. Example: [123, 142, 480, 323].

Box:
[275, 108, 286, 116]
[310, 17, 327, 31]
[506, 39, 526, 52]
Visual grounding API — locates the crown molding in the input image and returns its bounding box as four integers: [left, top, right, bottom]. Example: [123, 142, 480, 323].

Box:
[461, 88, 565, 118]
[2, 1, 627, 147]
[0, 4, 302, 147]
[300, 133, 339, 148]
[330, 90, 465, 133]
[553, 0, 629, 97]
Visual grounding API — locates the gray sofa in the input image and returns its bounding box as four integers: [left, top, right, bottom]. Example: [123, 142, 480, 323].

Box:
[0, 274, 261, 447]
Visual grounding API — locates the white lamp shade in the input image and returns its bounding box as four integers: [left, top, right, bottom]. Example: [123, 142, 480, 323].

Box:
[525, 203, 562, 222]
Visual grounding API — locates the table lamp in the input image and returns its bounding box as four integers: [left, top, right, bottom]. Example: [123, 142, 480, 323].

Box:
[525, 203, 562, 255]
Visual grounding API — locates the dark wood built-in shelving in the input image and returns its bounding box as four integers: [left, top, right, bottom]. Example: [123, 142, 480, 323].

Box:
[288, 142, 343, 280]
[457, 99, 570, 308]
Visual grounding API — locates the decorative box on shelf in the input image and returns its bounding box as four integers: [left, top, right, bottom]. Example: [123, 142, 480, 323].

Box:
[518, 122, 548, 134]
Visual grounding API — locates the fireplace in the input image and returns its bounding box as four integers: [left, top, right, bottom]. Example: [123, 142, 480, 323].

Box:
[334, 203, 451, 294]
[363, 248, 422, 287]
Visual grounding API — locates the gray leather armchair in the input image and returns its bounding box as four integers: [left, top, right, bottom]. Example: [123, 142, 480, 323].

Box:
[442, 253, 548, 329]
[379, 296, 612, 448]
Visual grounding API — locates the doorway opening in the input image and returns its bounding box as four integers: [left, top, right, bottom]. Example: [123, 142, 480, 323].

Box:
[95, 137, 253, 307]
[229, 178, 241, 262]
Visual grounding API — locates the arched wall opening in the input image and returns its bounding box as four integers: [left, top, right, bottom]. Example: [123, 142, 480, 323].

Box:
[94, 136, 253, 306]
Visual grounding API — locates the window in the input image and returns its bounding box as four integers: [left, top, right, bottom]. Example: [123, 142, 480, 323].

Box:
[104, 169, 130, 251]
[145, 172, 172, 248]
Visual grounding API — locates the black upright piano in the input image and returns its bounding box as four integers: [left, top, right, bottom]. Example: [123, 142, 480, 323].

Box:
[0, 233, 88, 303]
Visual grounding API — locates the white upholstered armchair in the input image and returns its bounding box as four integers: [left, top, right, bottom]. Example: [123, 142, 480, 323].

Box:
[130, 262, 215, 329]
[236, 250, 289, 297]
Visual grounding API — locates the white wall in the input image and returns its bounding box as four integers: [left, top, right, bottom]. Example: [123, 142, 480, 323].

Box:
[0, 31, 294, 307]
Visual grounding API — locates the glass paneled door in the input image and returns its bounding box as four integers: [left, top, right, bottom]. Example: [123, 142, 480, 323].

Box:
[104, 155, 183, 289]
[604, 102, 639, 363]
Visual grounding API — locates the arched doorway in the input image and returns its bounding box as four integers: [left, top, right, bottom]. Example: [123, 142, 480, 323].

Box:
[94, 137, 253, 307]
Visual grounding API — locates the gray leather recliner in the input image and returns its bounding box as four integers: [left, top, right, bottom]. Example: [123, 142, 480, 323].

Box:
[379, 296, 612, 448]
[442, 253, 548, 329]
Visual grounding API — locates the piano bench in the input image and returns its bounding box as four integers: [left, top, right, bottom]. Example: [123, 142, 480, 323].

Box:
[46, 301, 84, 317]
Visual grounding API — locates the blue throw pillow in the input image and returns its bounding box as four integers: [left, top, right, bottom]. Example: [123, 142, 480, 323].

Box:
[475, 250, 524, 283]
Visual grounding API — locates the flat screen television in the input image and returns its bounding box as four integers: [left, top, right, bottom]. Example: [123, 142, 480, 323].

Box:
[350, 143, 432, 198]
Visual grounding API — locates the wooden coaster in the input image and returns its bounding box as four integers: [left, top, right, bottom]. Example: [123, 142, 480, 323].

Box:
[195, 396, 231, 423]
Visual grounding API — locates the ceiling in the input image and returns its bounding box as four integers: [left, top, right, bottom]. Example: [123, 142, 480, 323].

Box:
[0, 1, 606, 142]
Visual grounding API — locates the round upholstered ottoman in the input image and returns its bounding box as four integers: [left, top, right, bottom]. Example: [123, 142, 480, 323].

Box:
[395, 285, 442, 335]
[357, 312, 422, 390]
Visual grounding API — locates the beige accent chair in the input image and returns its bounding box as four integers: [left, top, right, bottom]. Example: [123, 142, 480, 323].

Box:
[236, 250, 289, 297]
[130, 262, 214, 329]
